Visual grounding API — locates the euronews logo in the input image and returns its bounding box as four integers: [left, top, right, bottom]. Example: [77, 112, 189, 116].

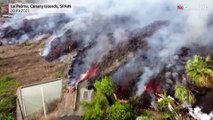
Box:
[177, 4, 208, 11]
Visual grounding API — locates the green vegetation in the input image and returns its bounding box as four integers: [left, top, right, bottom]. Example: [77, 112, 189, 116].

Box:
[55, 69, 67, 79]
[157, 94, 173, 111]
[94, 76, 115, 96]
[81, 55, 213, 119]
[0, 75, 20, 120]
[140, 110, 153, 120]
[81, 92, 109, 120]
[106, 101, 135, 120]
[161, 112, 171, 119]
[186, 55, 213, 87]
[81, 76, 136, 120]
[81, 77, 112, 120]
[156, 93, 182, 120]
[174, 83, 195, 104]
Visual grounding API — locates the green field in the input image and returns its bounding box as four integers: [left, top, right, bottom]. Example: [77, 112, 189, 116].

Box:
[0, 75, 20, 120]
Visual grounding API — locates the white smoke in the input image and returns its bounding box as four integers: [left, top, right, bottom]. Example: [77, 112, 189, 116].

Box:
[136, 67, 154, 95]
[112, 50, 144, 86]
[136, 0, 213, 95]
[1, 0, 213, 95]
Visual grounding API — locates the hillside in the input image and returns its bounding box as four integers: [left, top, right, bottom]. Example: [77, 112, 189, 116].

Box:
[0, 40, 68, 85]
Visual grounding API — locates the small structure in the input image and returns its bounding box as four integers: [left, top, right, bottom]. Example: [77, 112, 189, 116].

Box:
[16, 79, 63, 120]
[73, 81, 95, 115]
[80, 87, 94, 102]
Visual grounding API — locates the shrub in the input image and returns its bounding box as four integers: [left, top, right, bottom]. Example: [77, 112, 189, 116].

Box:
[157, 94, 173, 111]
[106, 102, 135, 120]
[0, 75, 20, 120]
[82, 76, 136, 120]
[81, 92, 109, 120]
[174, 83, 195, 104]
[140, 110, 153, 120]
[186, 55, 213, 87]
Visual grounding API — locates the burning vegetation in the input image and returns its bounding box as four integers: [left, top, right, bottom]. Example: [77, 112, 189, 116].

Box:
[1, 0, 213, 119]
[80, 55, 213, 120]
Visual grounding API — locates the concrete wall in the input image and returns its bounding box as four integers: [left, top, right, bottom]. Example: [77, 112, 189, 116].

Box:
[16, 79, 63, 119]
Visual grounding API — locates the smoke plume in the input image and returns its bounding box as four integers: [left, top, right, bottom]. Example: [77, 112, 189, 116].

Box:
[1, 0, 213, 96]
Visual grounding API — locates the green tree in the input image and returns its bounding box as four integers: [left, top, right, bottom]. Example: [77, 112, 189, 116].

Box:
[174, 83, 195, 104]
[106, 101, 135, 120]
[186, 55, 213, 87]
[94, 76, 115, 96]
[82, 76, 136, 120]
[81, 92, 109, 120]
[82, 76, 115, 120]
